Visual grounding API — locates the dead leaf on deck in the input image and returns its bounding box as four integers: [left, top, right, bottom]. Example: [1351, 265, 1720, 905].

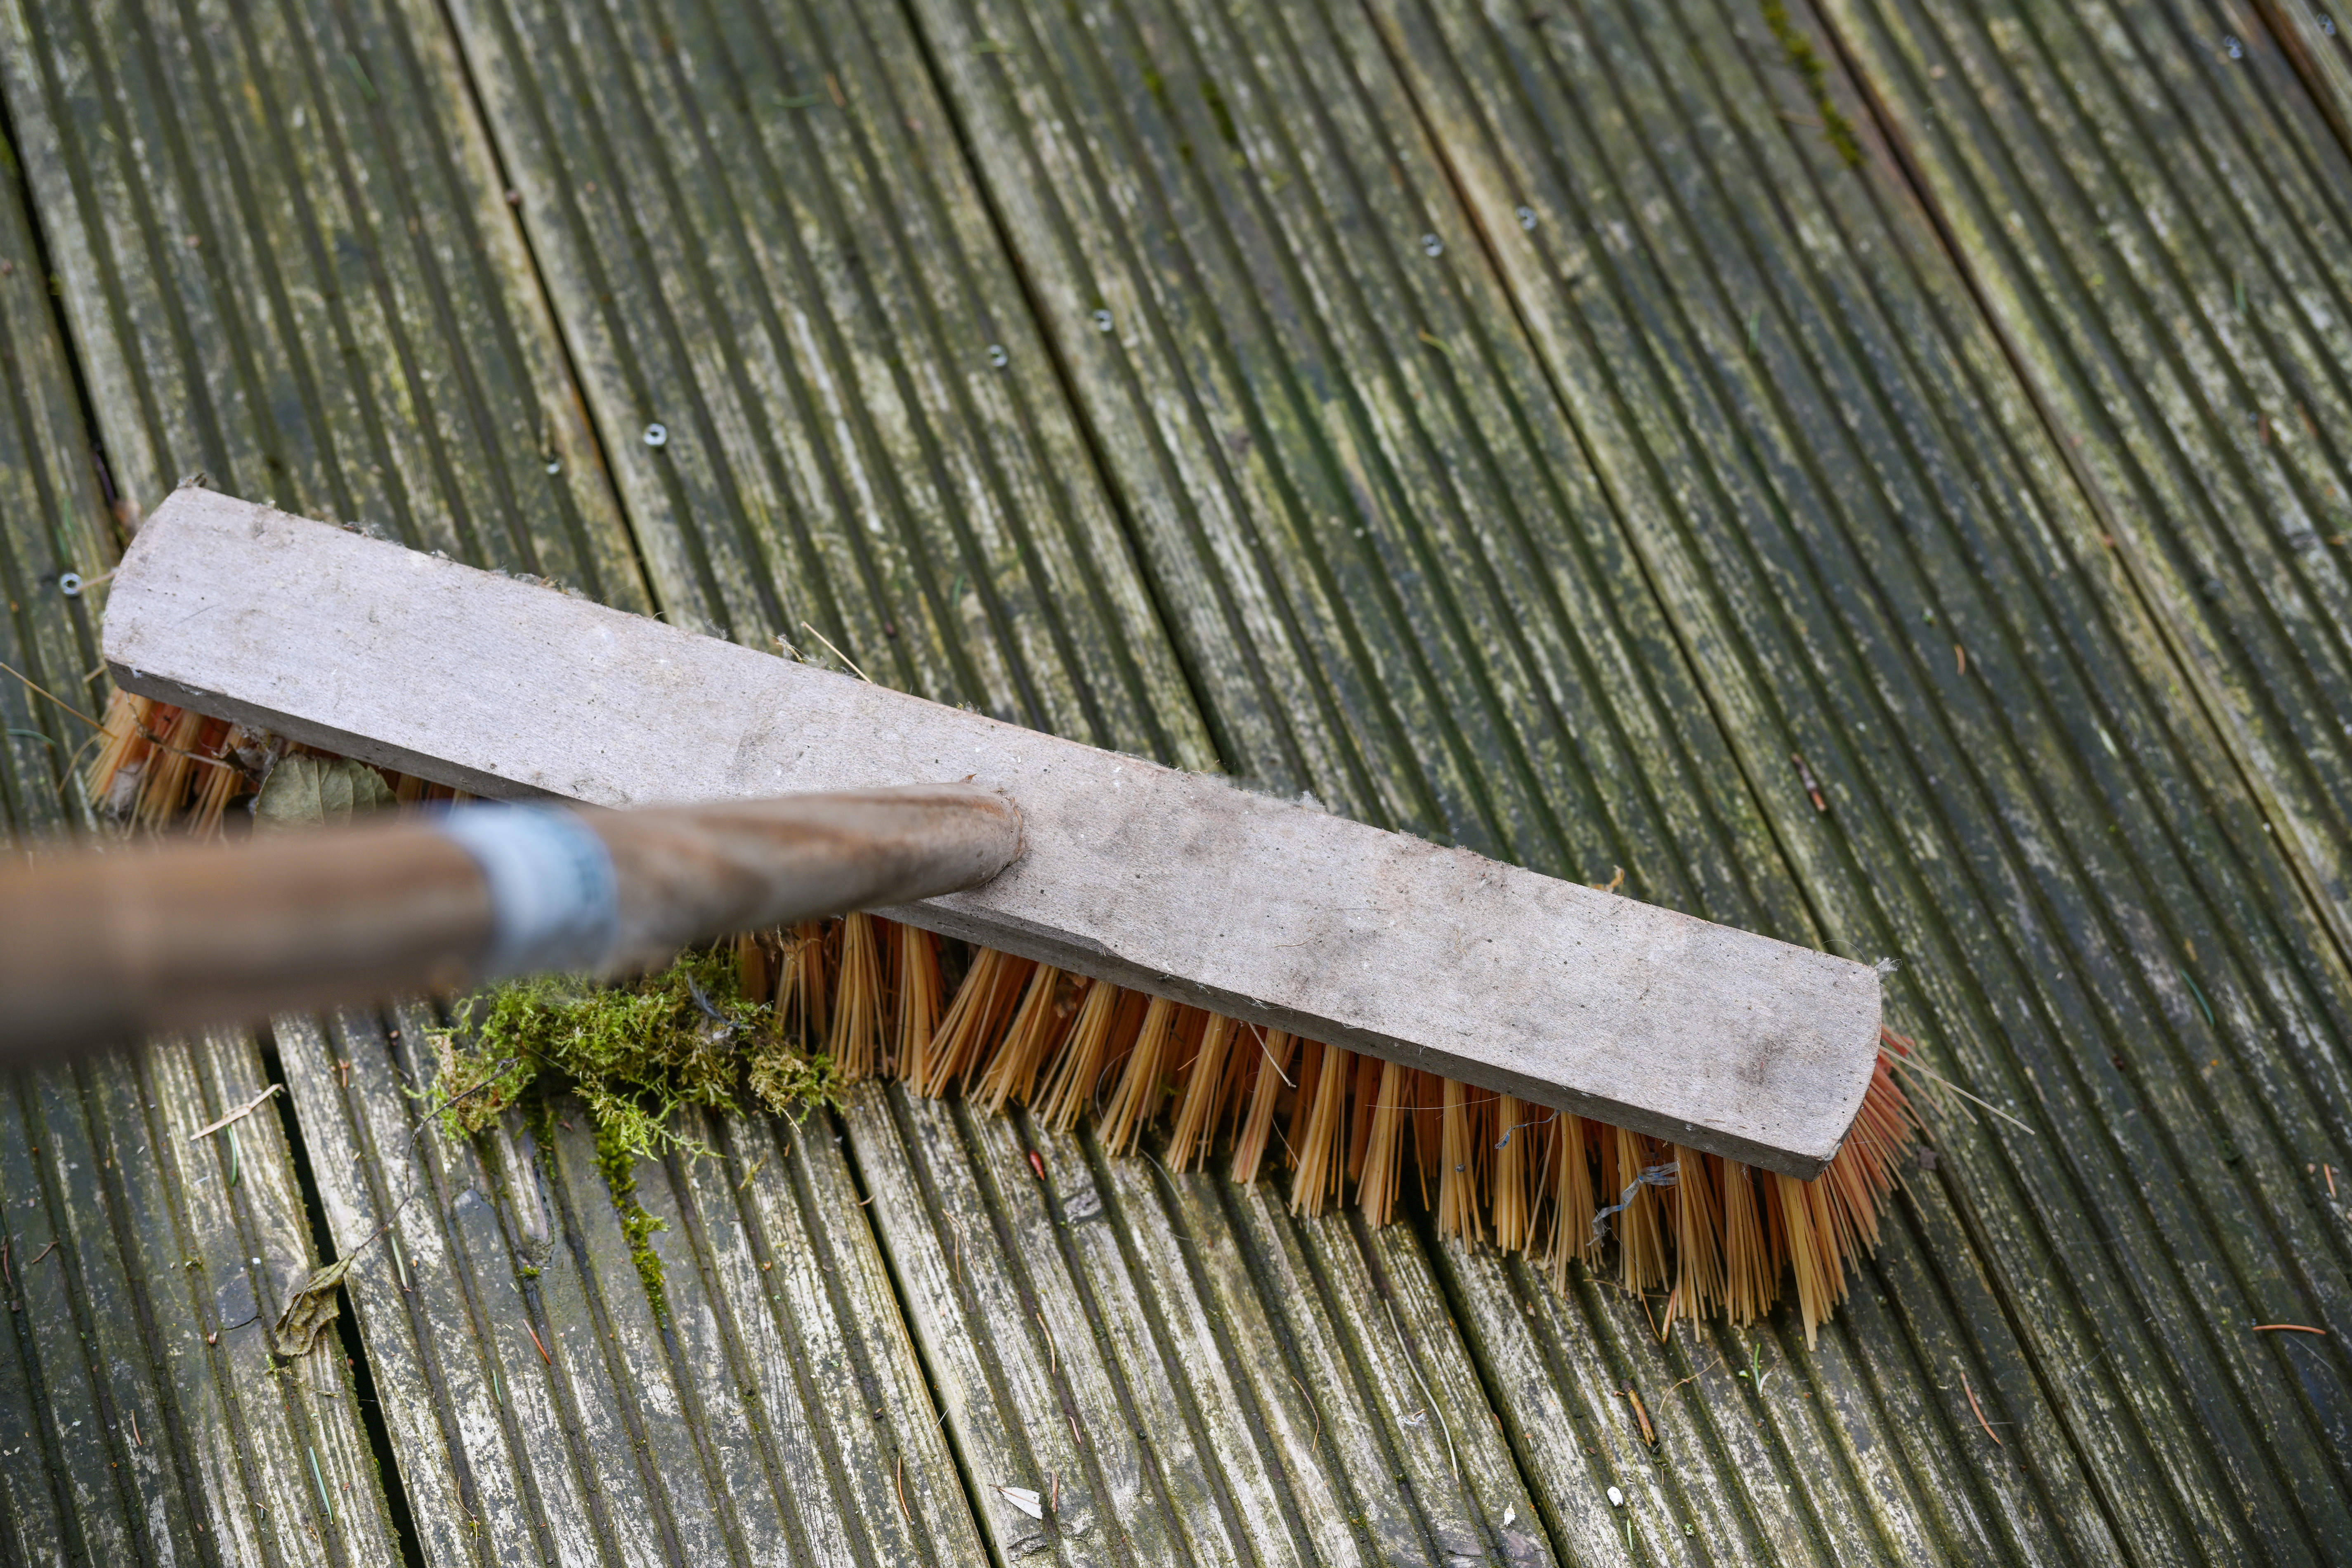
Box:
[253, 755, 394, 834]
[269, 1257, 353, 1357]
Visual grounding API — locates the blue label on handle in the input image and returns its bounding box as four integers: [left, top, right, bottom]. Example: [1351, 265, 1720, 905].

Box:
[435, 804, 619, 979]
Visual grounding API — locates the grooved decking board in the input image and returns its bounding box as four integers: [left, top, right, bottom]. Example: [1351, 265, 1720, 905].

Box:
[0, 1032, 405, 1564]
[437, 0, 1215, 767]
[8, 0, 2352, 1560]
[906, 0, 1768, 886]
[2252, 0, 2352, 158]
[268, 1002, 986, 1568]
[843, 1082, 1554, 1567]
[0, 0, 647, 605]
[906, 0, 2352, 1559]
[1367, 0, 2352, 1559]
[1810, 0, 2352, 962]
[0, 136, 111, 851]
[0, 53, 414, 1546]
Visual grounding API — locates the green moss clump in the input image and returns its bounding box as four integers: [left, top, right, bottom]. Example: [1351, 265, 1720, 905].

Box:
[595, 1114, 671, 1318]
[425, 948, 839, 1315]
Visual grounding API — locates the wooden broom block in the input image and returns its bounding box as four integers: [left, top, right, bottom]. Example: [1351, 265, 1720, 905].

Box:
[103, 487, 1881, 1176]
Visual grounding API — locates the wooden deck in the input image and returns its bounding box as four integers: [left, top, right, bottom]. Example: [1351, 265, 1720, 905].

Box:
[0, 0, 2347, 1561]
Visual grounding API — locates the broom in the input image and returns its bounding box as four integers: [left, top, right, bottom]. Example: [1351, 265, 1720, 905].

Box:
[53, 489, 1924, 1341]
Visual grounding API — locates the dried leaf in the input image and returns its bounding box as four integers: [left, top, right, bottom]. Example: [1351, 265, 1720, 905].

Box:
[253, 755, 394, 834]
[269, 1256, 353, 1357]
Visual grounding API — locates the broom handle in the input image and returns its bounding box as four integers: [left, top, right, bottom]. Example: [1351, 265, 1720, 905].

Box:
[0, 783, 1020, 1061]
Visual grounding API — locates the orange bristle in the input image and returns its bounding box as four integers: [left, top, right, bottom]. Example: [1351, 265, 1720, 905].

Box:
[1410, 1069, 1443, 1210]
[775, 921, 828, 1047]
[1777, 1171, 1833, 1347]
[1290, 1044, 1352, 1216]
[1228, 1028, 1295, 1183]
[973, 964, 1074, 1114]
[828, 913, 885, 1080]
[1611, 1124, 1671, 1295]
[1549, 1113, 1601, 1289]
[891, 925, 943, 1081]
[1355, 1059, 1410, 1227]
[88, 690, 152, 812]
[735, 931, 769, 1008]
[1435, 1077, 1483, 1245]
[1101, 997, 1180, 1155]
[1721, 1157, 1775, 1326]
[1167, 1013, 1235, 1172]
[920, 946, 1028, 1097]
[1345, 1049, 1381, 1188]
[1282, 1039, 1322, 1173]
[1665, 1146, 1724, 1334]
[1491, 1096, 1534, 1254]
[1036, 977, 1121, 1133]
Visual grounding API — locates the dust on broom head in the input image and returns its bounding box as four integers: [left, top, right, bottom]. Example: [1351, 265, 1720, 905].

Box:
[97, 707, 1926, 1344]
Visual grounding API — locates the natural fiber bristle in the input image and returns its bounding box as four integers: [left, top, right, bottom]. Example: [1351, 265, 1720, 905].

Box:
[972, 963, 1069, 1114]
[1435, 1078, 1483, 1244]
[891, 921, 942, 1082]
[1229, 1028, 1293, 1183]
[88, 691, 260, 838]
[1166, 1013, 1234, 1173]
[1550, 1112, 1599, 1290]
[1290, 1043, 1351, 1216]
[829, 912, 884, 1080]
[90, 710, 1923, 1337]
[877, 921, 1916, 1336]
[1036, 976, 1118, 1133]
[1721, 1156, 1772, 1324]
[1611, 1124, 1671, 1295]
[1356, 1060, 1409, 1227]
[1665, 1145, 1724, 1332]
[1101, 995, 1178, 1155]
[774, 922, 828, 1046]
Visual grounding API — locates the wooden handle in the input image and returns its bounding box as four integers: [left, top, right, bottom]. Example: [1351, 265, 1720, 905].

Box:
[593, 785, 1023, 968]
[0, 784, 1020, 1063]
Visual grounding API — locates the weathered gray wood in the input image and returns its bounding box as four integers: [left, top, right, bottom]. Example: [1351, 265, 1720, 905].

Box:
[837, 1085, 1106, 1565]
[0, 1197, 69, 1567]
[274, 1004, 574, 1568]
[151, 1028, 408, 1562]
[1364, 0, 2352, 1557]
[439, 0, 1219, 776]
[0, 1079, 145, 1568]
[1214, 1183, 1468, 1563]
[1811, 0, 2352, 961]
[0, 108, 112, 852]
[694, 1108, 989, 1565]
[1079, 1153, 1324, 1567]
[277, 988, 989, 1568]
[977, 1113, 1256, 1566]
[0, 1030, 405, 1565]
[0, 0, 648, 605]
[2253, 0, 2352, 161]
[107, 487, 1880, 1176]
